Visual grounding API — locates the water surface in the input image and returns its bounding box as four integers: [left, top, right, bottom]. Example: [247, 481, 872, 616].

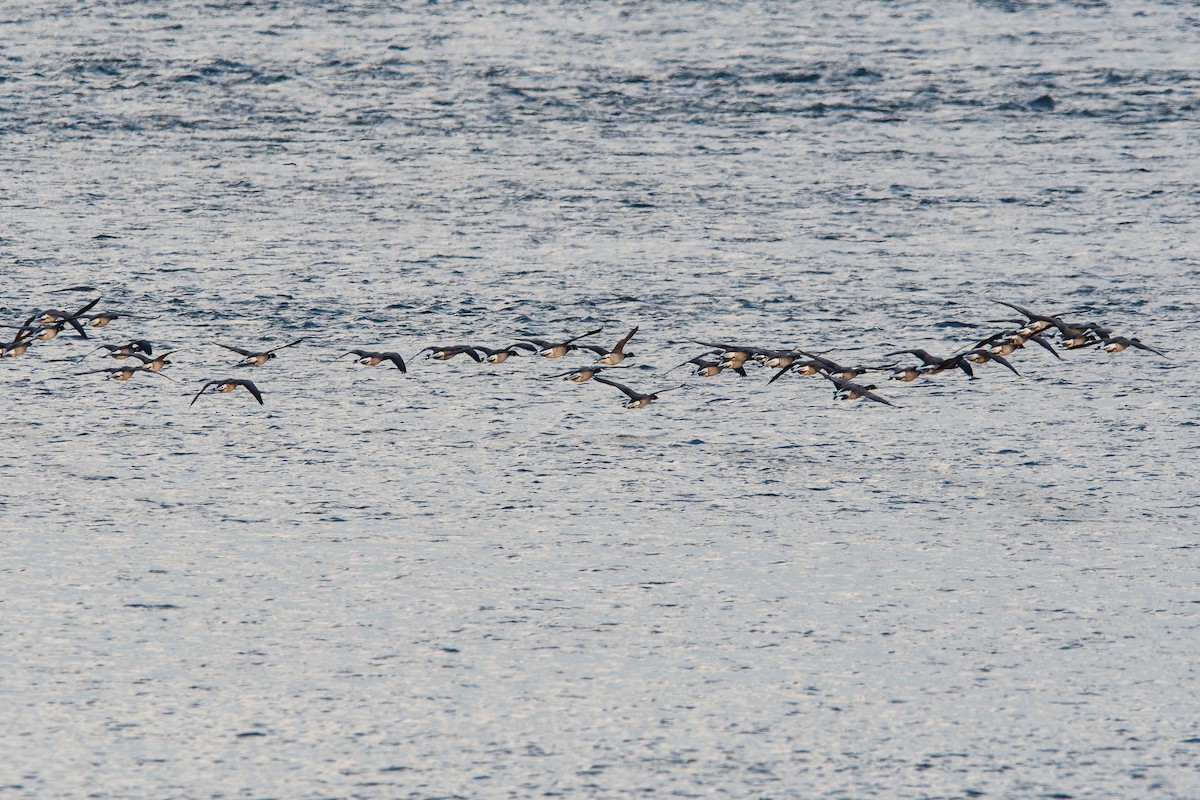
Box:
[2, 1, 1198, 797]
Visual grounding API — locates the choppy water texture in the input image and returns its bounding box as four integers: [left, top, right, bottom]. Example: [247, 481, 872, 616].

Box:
[3, 1, 1199, 797]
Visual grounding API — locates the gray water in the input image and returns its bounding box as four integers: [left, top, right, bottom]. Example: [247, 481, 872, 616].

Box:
[2, 1, 1199, 797]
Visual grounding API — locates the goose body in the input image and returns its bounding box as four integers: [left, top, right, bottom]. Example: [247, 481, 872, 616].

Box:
[1100, 336, 1166, 356]
[338, 349, 407, 371]
[216, 338, 304, 366]
[593, 376, 682, 408]
[582, 326, 638, 365]
[417, 345, 482, 362]
[190, 379, 264, 406]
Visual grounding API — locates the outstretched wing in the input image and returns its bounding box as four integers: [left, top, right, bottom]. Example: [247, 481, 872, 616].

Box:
[237, 380, 265, 405]
[884, 349, 939, 366]
[1026, 334, 1061, 360]
[189, 381, 219, 406]
[1131, 339, 1167, 357]
[989, 353, 1020, 376]
[457, 346, 483, 362]
[54, 311, 90, 339]
[613, 326, 639, 352]
[861, 389, 898, 408]
[794, 350, 834, 369]
[991, 299, 1039, 321]
[270, 338, 305, 353]
[947, 355, 974, 378]
[593, 376, 640, 401]
[382, 352, 407, 371]
[215, 343, 254, 356]
[75, 345, 110, 361]
[973, 331, 1010, 349]
[665, 357, 701, 375]
[767, 364, 795, 385]
[69, 297, 102, 319]
[560, 327, 603, 347]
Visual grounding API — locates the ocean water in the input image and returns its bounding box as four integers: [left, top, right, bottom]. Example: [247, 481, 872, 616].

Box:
[2, 1, 1198, 797]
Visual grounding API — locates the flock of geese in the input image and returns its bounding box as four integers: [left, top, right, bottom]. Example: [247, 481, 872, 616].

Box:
[1, 291, 1167, 410]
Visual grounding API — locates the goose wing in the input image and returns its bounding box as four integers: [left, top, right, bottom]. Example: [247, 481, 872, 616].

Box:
[694, 340, 749, 354]
[148, 368, 179, 383]
[381, 352, 407, 371]
[69, 297, 102, 319]
[1128, 340, 1166, 357]
[75, 345, 110, 361]
[236, 380, 265, 405]
[1026, 334, 1062, 359]
[268, 338, 305, 354]
[987, 352, 1020, 376]
[860, 388, 899, 407]
[455, 346, 483, 362]
[944, 355, 974, 378]
[612, 326, 639, 353]
[559, 327, 603, 346]
[991, 299, 1042, 322]
[190, 380, 222, 405]
[593, 376, 641, 401]
[42, 310, 90, 338]
[822, 373, 852, 392]
[883, 349, 941, 366]
[666, 356, 706, 374]
[973, 331, 1011, 349]
[767, 363, 796, 384]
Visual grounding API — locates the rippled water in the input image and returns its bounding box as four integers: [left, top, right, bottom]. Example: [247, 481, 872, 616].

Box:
[3, 1, 1199, 797]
